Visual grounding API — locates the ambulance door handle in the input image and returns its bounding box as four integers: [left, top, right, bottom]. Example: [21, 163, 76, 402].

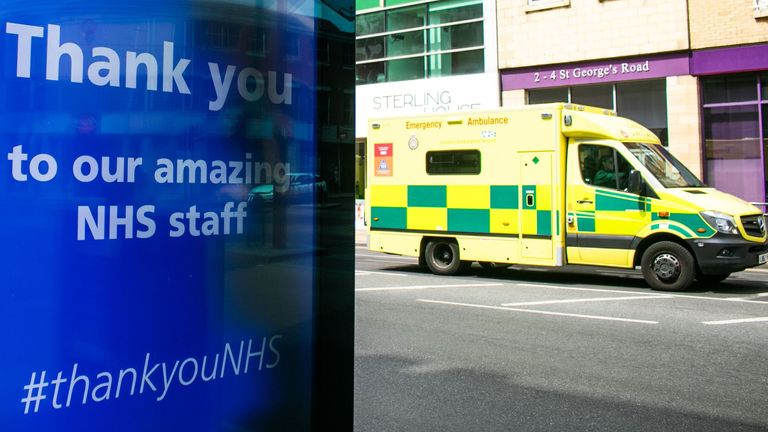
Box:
[526, 193, 535, 207]
[577, 199, 593, 204]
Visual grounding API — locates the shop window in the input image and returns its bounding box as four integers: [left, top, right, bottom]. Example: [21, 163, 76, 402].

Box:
[246, 28, 267, 56]
[387, 57, 425, 82]
[387, 30, 424, 57]
[616, 80, 668, 146]
[756, 0, 768, 15]
[344, 93, 354, 124]
[703, 105, 763, 203]
[526, 79, 667, 145]
[357, 0, 380, 11]
[429, 49, 483, 78]
[427, 150, 481, 175]
[205, 22, 240, 50]
[356, 11, 384, 36]
[387, 5, 426, 32]
[343, 43, 355, 68]
[318, 91, 331, 124]
[356, 36, 385, 62]
[356, 61, 385, 84]
[355, 0, 486, 84]
[703, 74, 759, 104]
[762, 74, 768, 101]
[286, 36, 300, 58]
[763, 106, 768, 205]
[428, 22, 483, 51]
[428, 0, 482, 25]
[571, 83, 612, 110]
[318, 40, 331, 64]
[528, 87, 568, 104]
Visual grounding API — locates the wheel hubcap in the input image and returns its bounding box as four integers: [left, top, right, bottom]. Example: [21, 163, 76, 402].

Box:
[434, 245, 453, 267]
[653, 253, 680, 281]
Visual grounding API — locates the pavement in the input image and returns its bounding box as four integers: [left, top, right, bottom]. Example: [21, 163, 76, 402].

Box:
[356, 228, 367, 246]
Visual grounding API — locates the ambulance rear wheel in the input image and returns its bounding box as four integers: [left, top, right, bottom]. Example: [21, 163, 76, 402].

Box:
[425, 240, 464, 275]
[641, 241, 695, 292]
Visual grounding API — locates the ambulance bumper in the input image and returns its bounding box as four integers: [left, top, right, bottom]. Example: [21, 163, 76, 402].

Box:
[687, 236, 768, 274]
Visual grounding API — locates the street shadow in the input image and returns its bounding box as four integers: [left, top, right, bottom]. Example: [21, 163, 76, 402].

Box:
[355, 352, 768, 432]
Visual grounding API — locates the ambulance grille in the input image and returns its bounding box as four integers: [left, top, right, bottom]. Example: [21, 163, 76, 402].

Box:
[741, 214, 765, 237]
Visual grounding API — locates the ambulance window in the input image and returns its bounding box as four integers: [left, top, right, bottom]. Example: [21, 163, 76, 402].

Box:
[426, 150, 480, 175]
[579, 145, 632, 191]
[579, 145, 600, 185]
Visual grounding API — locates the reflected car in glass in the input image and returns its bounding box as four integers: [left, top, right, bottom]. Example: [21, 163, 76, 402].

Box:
[248, 173, 328, 205]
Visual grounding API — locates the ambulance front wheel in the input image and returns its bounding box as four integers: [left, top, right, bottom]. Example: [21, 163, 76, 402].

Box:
[640, 241, 696, 292]
[424, 240, 468, 275]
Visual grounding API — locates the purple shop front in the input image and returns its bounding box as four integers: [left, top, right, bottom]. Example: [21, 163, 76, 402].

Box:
[692, 44, 768, 206]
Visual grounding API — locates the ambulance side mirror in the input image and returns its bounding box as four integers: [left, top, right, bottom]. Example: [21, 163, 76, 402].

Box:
[626, 170, 644, 195]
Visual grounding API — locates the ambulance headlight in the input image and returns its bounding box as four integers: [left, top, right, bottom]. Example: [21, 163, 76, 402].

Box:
[700, 211, 739, 235]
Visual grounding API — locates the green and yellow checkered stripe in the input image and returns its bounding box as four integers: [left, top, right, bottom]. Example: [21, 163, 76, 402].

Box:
[573, 189, 715, 238]
[370, 184, 554, 238]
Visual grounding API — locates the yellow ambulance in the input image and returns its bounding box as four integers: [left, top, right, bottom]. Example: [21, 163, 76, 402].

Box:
[365, 103, 768, 291]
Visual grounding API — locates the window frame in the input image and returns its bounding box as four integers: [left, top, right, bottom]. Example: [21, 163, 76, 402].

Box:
[756, 0, 768, 18]
[355, 0, 485, 84]
[525, 0, 570, 13]
[426, 150, 481, 175]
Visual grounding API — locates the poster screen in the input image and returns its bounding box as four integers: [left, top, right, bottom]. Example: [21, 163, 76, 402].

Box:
[0, 0, 351, 429]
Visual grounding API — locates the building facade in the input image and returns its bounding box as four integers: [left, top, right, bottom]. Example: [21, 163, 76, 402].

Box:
[498, 0, 768, 206]
[354, 0, 501, 196]
[355, 0, 768, 206]
[688, 0, 768, 207]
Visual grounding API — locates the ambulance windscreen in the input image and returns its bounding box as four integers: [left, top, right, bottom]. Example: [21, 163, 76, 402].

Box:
[623, 142, 704, 188]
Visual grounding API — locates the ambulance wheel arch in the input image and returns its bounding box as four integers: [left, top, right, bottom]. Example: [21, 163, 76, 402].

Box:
[634, 234, 698, 291]
[422, 237, 471, 275]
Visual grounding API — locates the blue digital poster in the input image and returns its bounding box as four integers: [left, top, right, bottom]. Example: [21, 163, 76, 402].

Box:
[0, 0, 354, 430]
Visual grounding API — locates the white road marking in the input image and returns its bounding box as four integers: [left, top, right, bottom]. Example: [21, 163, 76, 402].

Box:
[595, 271, 634, 277]
[516, 283, 660, 296]
[501, 295, 673, 307]
[702, 317, 768, 325]
[746, 267, 768, 273]
[357, 255, 416, 262]
[721, 292, 768, 301]
[417, 299, 658, 324]
[517, 283, 768, 305]
[356, 283, 504, 292]
[355, 270, 409, 277]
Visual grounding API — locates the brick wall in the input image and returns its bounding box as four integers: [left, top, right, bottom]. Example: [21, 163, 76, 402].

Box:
[689, 0, 768, 49]
[666, 75, 702, 178]
[502, 89, 526, 106]
[498, 0, 689, 68]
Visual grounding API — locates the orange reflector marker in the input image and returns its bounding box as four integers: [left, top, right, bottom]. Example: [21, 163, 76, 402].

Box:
[658, 211, 670, 218]
[373, 217, 379, 221]
[697, 228, 707, 233]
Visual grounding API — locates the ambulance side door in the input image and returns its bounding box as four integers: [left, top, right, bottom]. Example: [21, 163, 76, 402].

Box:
[566, 141, 646, 267]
